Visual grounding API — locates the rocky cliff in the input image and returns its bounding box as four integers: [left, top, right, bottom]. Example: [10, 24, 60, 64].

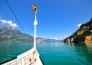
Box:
[64, 18, 92, 43]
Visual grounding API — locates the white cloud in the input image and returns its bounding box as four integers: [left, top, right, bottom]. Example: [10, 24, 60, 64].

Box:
[54, 37, 58, 40]
[0, 20, 7, 24]
[50, 37, 62, 40]
[0, 19, 18, 27]
[77, 24, 82, 27]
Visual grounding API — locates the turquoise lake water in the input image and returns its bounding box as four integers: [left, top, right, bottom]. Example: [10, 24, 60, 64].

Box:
[0, 42, 92, 65]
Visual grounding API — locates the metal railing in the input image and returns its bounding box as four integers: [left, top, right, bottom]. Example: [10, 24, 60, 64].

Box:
[2, 48, 37, 65]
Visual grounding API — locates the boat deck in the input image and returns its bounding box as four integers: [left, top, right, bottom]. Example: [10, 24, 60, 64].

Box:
[2, 47, 43, 65]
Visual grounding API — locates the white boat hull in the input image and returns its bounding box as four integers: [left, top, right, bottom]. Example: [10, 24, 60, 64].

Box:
[2, 47, 43, 65]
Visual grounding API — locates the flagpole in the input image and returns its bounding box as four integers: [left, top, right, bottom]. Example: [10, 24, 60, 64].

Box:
[34, 14, 37, 48]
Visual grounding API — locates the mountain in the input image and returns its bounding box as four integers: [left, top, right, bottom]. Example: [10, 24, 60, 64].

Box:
[64, 18, 92, 43]
[0, 26, 44, 43]
[36, 37, 46, 43]
[46, 38, 62, 42]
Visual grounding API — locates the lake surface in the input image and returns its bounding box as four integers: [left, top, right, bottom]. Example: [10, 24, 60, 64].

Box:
[0, 42, 92, 65]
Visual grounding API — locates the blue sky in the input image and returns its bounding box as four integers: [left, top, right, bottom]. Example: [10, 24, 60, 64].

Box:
[0, 0, 92, 40]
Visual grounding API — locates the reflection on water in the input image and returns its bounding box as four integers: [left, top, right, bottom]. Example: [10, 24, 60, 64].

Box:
[85, 42, 92, 49]
[0, 42, 92, 65]
[66, 42, 92, 64]
[81, 43, 92, 64]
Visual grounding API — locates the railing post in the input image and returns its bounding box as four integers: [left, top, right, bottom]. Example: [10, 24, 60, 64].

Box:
[21, 58, 24, 65]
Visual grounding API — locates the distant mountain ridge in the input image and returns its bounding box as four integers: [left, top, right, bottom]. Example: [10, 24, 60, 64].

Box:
[0, 26, 62, 43]
[0, 26, 34, 43]
[0, 26, 46, 43]
[64, 18, 92, 43]
[46, 38, 62, 42]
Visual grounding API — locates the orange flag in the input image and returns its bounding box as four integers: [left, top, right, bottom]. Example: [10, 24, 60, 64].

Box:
[32, 4, 37, 14]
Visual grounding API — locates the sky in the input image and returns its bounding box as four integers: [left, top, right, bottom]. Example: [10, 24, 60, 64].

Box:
[0, 0, 92, 40]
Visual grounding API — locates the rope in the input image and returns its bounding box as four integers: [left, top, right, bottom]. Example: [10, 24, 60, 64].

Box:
[6, 0, 26, 34]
